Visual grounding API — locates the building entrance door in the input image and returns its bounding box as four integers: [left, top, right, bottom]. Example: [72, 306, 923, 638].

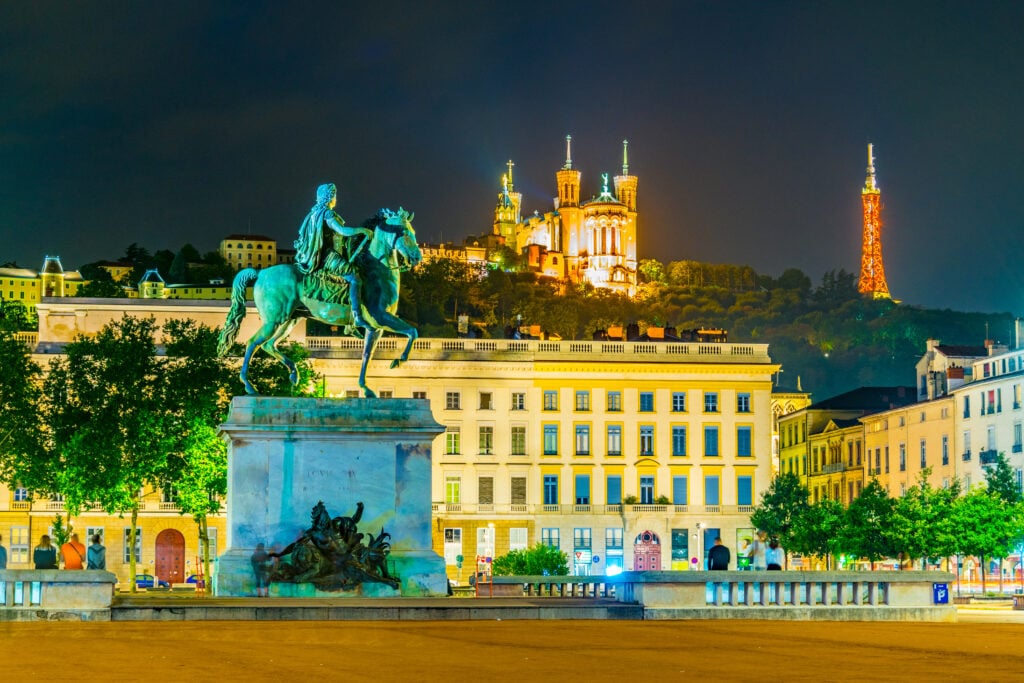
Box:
[632, 530, 661, 571]
[155, 529, 185, 585]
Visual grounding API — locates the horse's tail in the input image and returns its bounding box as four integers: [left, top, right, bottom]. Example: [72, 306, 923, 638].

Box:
[217, 268, 259, 356]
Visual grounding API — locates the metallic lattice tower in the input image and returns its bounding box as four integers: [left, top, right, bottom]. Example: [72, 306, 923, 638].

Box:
[857, 143, 891, 298]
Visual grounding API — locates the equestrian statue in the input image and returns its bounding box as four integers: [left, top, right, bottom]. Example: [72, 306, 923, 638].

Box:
[217, 183, 422, 397]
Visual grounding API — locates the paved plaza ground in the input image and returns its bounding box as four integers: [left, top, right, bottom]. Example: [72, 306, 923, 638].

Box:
[2, 612, 1022, 681]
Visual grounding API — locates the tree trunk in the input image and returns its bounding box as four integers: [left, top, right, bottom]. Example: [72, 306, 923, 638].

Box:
[129, 506, 139, 594]
[980, 554, 987, 594]
[199, 516, 212, 595]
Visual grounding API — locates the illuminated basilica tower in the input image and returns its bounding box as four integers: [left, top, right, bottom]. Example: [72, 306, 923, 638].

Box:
[857, 143, 891, 299]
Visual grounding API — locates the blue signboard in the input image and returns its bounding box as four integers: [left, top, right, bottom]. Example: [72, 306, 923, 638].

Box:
[932, 583, 949, 604]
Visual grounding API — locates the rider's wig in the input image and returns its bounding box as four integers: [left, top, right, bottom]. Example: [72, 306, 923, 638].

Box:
[315, 183, 337, 206]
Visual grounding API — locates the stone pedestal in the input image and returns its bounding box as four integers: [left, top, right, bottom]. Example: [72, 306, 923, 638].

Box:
[215, 396, 446, 597]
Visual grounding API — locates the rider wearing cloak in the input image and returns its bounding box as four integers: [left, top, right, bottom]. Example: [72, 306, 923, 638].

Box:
[293, 183, 373, 328]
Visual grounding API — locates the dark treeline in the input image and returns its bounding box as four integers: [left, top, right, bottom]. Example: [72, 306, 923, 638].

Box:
[396, 257, 1016, 401]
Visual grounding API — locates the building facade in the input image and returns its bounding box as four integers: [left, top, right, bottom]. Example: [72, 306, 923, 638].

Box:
[0, 257, 85, 314]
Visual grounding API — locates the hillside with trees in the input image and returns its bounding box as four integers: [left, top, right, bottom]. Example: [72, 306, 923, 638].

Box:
[396, 257, 1015, 401]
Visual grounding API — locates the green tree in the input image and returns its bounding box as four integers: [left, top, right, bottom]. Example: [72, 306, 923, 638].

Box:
[0, 331, 50, 501]
[749, 472, 809, 563]
[839, 480, 896, 567]
[0, 300, 36, 332]
[984, 452, 1021, 504]
[77, 277, 125, 298]
[889, 471, 960, 568]
[491, 543, 569, 576]
[953, 490, 1024, 592]
[790, 498, 845, 569]
[42, 315, 172, 591]
[173, 420, 227, 588]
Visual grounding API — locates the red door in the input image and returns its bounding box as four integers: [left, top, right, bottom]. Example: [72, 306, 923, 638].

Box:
[633, 530, 662, 571]
[155, 529, 185, 585]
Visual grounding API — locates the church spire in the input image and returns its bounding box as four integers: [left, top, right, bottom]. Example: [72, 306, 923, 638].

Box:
[563, 135, 573, 170]
[621, 139, 629, 175]
[506, 159, 515, 191]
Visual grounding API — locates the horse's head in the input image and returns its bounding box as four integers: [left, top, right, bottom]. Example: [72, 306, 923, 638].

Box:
[375, 207, 422, 271]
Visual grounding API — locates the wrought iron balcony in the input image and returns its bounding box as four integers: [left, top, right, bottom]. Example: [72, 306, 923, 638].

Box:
[979, 449, 999, 465]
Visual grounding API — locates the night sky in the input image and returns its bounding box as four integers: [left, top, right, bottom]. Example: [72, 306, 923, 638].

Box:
[2, 1, 1022, 314]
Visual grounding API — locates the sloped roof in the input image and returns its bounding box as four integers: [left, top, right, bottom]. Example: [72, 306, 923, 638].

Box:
[808, 386, 916, 411]
[936, 344, 987, 357]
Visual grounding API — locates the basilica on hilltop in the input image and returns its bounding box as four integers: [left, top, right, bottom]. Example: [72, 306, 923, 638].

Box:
[494, 136, 638, 296]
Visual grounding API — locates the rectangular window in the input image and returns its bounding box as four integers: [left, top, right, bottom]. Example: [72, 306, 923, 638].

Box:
[671, 392, 686, 412]
[736, 392, 751, 413]
[737, 426, 752, 457]
[704, 392, 718, 413]
[443, 528, 462, 565]
[885, 446, 890, 473]
[543, 424, 559, 455]
[737, 476, 753, 506]
[963, 396, 970, 418]
[1015, 423, 1023, 453]
[672, 426, 687, 456]
[672, 476, 688, 505]
[920, 439, 927, 469]
[510, 425, 527, 455]
[606, 391, 622, 412]
[543, 390, 558, 411]
[639, 425, 654, 456]
[899, 443, 906, 472]
[543, 474, 559, 505]
[123, 528, 142, 563]
[704, 476, 720, 506]
[510, 476, 527, 505]
[511, 392, 526, 411]
[478, 477, 494, 505]
[14, 487, 28, 502]
[477, 526, 495, 558]
[574, 527, 592, 549]
[575, 424, 591, 455]
[445, 476, 461, 504]
[479, 392, 493, 410]
[942, 435, 950, 465]
[412, 390, 427, 400]
[605, 527, 623, 550]
[704, 425, 720, 456]
[510, 528, 528, 551]
[575, 390, 591, 411]
[639, 475, 655, 504]
[478, 426, 494, 454]
[607, 424, 622, 456]
[639, 391, 654, 412]
[445, 426, 461, 455]
[606, 475, 622, 505]
[575, 474, 591, 505]
[541, 528, 560, 549]
[86, 527, 105, 548]
[445, 391, 461, 410]
[378, 390, 393, 399]
[10, 526, 29, 564]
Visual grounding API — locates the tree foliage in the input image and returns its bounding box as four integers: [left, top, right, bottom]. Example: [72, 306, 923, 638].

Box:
[0, 331, 47, 491]
[491, 543, 569, 576]
[749, 472, 809, 553]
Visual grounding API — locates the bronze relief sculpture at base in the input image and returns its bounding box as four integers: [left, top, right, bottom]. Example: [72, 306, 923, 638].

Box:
[266, 501, 399, 591]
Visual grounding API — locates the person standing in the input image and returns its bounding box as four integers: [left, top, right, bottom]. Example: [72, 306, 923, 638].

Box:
[60, 533, 86, 570]
[33, 535, 58, 569]
[748, 530, 767, 571]
[766, 537, 785, 570]
[0, 533, 8, 569]
[87, 534, 106, 570]
[707, 536, 731, 570]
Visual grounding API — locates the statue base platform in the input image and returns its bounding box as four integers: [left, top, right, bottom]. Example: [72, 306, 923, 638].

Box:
[215, 396, 447, 598]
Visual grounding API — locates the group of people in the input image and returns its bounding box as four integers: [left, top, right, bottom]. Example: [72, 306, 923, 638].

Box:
[708, 531, 784, 571]
[0, 532, 106, 570]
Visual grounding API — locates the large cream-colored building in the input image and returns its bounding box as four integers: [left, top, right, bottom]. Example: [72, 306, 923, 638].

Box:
[0, 257, 85, 314]
[4, 298, 781, 583]
[218, 234, 278, 271]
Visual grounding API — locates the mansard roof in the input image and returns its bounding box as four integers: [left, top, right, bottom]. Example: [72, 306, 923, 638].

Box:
[808, 386, 916, 412]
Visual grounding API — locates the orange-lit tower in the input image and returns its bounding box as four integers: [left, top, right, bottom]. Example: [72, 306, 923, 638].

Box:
[857, 143, 891, 298]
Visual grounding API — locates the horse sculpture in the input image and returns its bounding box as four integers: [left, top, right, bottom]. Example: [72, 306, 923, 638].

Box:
[217, 208, 421, 397]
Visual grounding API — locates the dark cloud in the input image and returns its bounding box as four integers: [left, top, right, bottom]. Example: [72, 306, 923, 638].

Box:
[1, 1, 1022, 314]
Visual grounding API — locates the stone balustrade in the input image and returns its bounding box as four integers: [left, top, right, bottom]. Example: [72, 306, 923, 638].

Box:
[0, 569, 118, 621]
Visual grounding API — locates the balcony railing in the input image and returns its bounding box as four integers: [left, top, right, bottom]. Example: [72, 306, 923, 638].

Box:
[822, 462, 845, 474]
[962, 451, 972, 461]
[431, 503, 752, 515]
[305, 336, 771, 364]
[979, 449, 999, 465]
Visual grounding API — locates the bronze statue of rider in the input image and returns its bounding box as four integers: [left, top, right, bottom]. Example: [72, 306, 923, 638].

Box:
[293, 183, 374, 329]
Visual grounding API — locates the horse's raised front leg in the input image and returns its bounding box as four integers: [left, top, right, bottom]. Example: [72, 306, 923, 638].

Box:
[358, 327, 383, 398]
[367, 310, 418, 369]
